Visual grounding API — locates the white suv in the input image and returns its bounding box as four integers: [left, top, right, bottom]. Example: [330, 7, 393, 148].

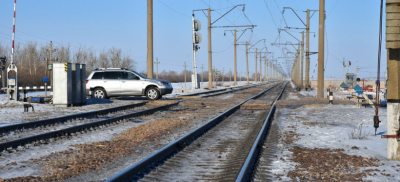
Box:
[86, 68, 173, 100]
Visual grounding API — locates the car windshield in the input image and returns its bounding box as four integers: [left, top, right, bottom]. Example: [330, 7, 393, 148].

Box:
[133, 71, 147, 79]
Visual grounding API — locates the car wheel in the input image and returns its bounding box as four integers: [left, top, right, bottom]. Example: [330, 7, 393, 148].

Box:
[94, 88, 107, 99]
[146, 87, 160, 100]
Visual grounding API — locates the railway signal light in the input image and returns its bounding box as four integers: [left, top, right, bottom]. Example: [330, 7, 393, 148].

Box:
[194, 32, 202, 44]
[0, 57, 6, 65]
[193, 19, 202, 50]
[194, 19, 201, 31]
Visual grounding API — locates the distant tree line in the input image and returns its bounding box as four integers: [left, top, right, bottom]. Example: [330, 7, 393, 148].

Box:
[0, 42, 135, 86]
[0, 42, 253, 87]
[142, 69, 251, 83]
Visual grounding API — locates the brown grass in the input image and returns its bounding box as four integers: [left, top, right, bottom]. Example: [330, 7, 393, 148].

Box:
[35, 118, 189, 181]
[23, 100, 237, 181]
[5, 84, 276, 181]
[288, 147, 380, 181]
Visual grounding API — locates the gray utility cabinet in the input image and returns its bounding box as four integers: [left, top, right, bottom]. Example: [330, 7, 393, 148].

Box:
[345, 73, 356, 88]
[53, 62, 86, 107]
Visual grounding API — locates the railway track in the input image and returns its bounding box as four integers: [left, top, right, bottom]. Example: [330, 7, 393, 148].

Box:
[106, 82, 287, 182]
[0, 83, 271, 154]
[0, 102, 179, 153]
[179, 83, 272, 97]
[1, 82, 282, 181]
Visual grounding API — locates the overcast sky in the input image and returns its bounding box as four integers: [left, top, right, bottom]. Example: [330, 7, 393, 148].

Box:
[0, 0, 385, 80]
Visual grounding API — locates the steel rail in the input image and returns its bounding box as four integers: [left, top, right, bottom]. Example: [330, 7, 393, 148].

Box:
[179, 82, 267, 97]
[0, 102, 179, 152]
[106, 82, 283, 182]
[201, 82, 269, 98]
[179, 88, 227, 96]
[236, 81, 288, 182]
[0, 102, 148, 136]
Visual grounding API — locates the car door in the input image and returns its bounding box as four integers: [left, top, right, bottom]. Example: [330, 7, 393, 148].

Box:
[120, 71, 143, 95]
[102, 71, 121, 96]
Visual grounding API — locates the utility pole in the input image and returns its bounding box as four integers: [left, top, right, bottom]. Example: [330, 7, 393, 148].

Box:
[49, 41, 53, 87]
[317, 0, 325, 98]
[184, 61, 187, 92]
[306, 9, 311, 90]
[213, 66, 215, 87]
[234, 29, 237, 85]
[246, 41, 249, 85]
[147, 0, 154, 78]
[301, 31, 304, 89]
[259, 53, 262, 82]
[298, 43, 301, 88]
[222, 68, 225, 84]
[255, 48, 258, 83]
[155, 57, 160, 79]
[201, 64, 204, 88]
[386, 0, 400, 160]
[229, 69, 232, 85]
[208, 8, 213, 88]
[264, 56, 267, 82]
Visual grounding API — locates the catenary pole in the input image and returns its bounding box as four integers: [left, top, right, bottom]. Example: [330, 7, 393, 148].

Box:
[386, 0, 400, 160]
[147, 0, 154, 78]
[255, 48, 258, 83]
[317, 0, 325, 98]
[208, 8, 213, 88]
[246, 41, 249, 85]
[234, 29, 237, 85]
[306, 9, 310, 90]
[301, 31, 304, 89]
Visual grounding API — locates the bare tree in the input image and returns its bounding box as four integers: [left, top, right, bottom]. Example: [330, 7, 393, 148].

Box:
[55, 44, 71, 62]
[86, 48, 97, 73]
[99, 50, 109, 68]
[108, 47, 122, 68]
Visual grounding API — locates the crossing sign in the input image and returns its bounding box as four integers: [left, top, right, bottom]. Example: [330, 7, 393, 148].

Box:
[354, 84, 363, 95]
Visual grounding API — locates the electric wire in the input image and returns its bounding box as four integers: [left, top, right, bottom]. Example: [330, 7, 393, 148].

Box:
[262, 0, 279, 29]
[156, 0, 190, 18]
[374, 0, 383, 133]
[327, 0, 340, 16]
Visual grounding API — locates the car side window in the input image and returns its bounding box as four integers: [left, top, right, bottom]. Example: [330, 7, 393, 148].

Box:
[121, 72, 139, 80]
[103, 72, 120, 80]
[91, 72, 103, 79]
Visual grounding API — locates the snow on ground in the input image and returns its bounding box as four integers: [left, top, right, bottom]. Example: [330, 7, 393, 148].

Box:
[0, 81, 251, 126]
[272, 85, 400, 181]
[3, 80, 399, 180]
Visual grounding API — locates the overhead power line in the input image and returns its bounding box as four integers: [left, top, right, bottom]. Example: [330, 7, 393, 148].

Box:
[156, 0, 190, 18]
[262, 0, 279, 29]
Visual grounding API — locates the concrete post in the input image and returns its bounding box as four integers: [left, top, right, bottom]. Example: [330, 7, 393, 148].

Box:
[386, 0, 400, 160]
